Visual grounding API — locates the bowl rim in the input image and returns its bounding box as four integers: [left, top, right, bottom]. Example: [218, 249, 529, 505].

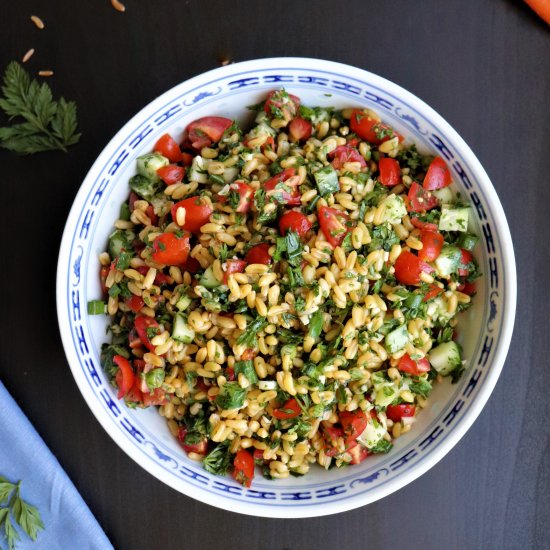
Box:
[56, 57, 517, 517]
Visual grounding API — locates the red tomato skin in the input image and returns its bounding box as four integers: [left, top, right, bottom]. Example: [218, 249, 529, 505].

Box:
[171, 196, 214, 233]
[253, 449, 264, 462]
[263, 168, 301, 205]
[154, 133, 183, 162]
[177, 427, 208, 455]
[100, 265, 110, 295]
[418, 230, 444, 262]
[278, 211, 312, 238]
[423, 284, 444, 302]
[329, 145, 366, 170]
[244, 243, 272, 265]
[134, 316, 160, 352]
[181, 256, 201, 274]
[458, 281, 476, 295]
[272, 398, 301, 420]
[323, 426, 345, 457]
[223, 259, 246, 285]
[386, 404, 416, 422]
[339, 410, 368, 444]
[125, 295, 144, 313]
[151, 232, 190, 266]
[317, 206, 351, 248]
[157, 164, 185, 185]
[349, 109, 400, 144]
[423, 157, 452, 190]
[264, 91, 300, 121]
[289, 117, 312, 141]
[181, 152, 194, 166]
[142, 388, 170, 407]
[349, 445, 369, 464]
[186, 116, 233, 150]
[220, 181, 254, 213]
[114, 355, 135, 399]
[394, 250, 434, 285]
[232, 449, 255, 488]
[406, 182, 439, 212]
[410, 217, 439, 231]
[458, 249, 473, 277]
[379, 157, 402, 187]
[397, 354, 431, 375]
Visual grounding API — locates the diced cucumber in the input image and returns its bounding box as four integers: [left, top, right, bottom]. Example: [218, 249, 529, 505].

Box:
[258, 380, 278, 390]
[371, 371, 399, 407]
[314, 165, 339, 196]
[374, 383, 399, 407]
[188, 156, 209, 184]
[222, 166, 239, 184]
[385, 324, 409, 353]
[108, 229, 135, 258]
[249, 114, 277, 138]
[171, 313, 195, 344]
[426, 296, 454, 323]
[428, 341, 462, 376]
[439, 204, 470, 232]
[356, 417, 387, 449]
[129, 174, 161, 201]
[456, 232, 479, 251]
[199, 266, 221, 289]
[432, 186, 454, 204]
[434, 245, 462, 276]
[136, 152, 169, 182]
[175, 294, 192, 311]
[380, 194, 407, 224]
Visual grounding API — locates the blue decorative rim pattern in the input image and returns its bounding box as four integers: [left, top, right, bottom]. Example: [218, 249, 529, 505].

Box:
[57, 59, 516, 517]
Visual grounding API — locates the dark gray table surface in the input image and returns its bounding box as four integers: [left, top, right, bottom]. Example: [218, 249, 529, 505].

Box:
[1, 1, 549, 549]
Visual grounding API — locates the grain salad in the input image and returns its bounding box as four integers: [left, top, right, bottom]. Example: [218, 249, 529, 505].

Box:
[91, 89, 480, 487]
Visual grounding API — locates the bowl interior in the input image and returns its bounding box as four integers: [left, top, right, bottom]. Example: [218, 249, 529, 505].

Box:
[58, 58, 514, 517]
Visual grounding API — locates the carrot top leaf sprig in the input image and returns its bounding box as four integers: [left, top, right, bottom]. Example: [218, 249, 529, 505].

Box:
[0, 61, 80, 154]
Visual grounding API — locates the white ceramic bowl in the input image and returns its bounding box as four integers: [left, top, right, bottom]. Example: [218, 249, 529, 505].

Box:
[56, 58, 516, 518]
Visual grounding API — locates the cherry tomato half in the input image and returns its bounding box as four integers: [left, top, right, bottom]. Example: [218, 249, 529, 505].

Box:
[186, 116, 233, 150]
[114, 355, 135, 399]
[397, 353, 431, 375]
[220, 181, 254, 213]
[278, 211, 312, 238]
[386, 404, 416, 423]
[272, 398, 301, 420]
[329, 145, 367, 170]
[134, 316, 161, 352]
[406, 182, 439, 212]
[172, 196, 214, 233]
[349, 109, 400, 144]
[151, 232, 190, 266]
[423, 156, 452, 190]
[154, 133, 183, 162]
[263, 168, 301, 205]
[244, 243, 272, 265]
[418, 229, 444, 262]
[264, 90, 300, 121]
[318, 206, 351, 248]
[289, 116, 312, 142]
[458, 249, 473, 277]
[232, 449, 255, 488]
[339, 410, 368, 444]
[379, 157, 402, 187]
[157, 164, 185, 185]
[394, 250, 434, 285]
[177, 427, 208, 455]
[223, 259, 246, 285]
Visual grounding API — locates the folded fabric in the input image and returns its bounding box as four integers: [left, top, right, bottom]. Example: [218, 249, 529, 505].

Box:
[0, 379, 113, 550]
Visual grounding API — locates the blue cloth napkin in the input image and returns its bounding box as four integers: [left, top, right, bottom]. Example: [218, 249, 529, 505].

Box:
[0, 380, 113, 550]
